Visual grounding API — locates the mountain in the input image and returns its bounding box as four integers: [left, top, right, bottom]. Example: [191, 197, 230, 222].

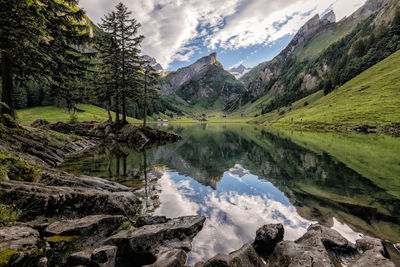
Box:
[160, 53, 245, 112]
[228, 64, 251, 79]
[251, 49, 400, 131]
[142, 55, 164, 73]
[231, 0, 396, 114]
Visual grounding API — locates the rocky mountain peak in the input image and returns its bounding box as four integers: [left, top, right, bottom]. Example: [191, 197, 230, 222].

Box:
[160, 52, 220, 95]
[228, 64, 251, 79]
[195, 52, 217, 66]
[322, 10, 336, 23]
[142, 55, 164, 73]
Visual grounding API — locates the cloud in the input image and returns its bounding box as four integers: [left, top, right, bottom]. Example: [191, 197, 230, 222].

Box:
[79, 0, 366, 69]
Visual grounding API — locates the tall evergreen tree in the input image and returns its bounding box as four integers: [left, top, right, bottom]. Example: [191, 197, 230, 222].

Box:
[138, 62, 160, 127]
[115, 3, 143, 124]
[98, 2, 143, 124]
[0, 0, 46, 117]
[0, 0, 92, 118]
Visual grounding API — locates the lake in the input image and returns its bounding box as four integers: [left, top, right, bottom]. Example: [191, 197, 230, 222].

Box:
[59, 124, 400, 265]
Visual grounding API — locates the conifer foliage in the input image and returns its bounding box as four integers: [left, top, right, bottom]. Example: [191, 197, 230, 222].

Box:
[0, 0, 92, 118]
[96, 3, 144, 124]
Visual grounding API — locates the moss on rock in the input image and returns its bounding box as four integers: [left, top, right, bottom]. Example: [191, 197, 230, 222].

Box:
[0, 249, 20, 266]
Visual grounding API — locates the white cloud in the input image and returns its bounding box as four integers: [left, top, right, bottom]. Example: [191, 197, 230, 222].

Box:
[79, 0, 366, 68]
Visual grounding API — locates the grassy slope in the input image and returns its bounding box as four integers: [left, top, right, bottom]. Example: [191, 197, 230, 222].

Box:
[16, 104, 142, 125]
[251, 50, 400, 128]
[294, 20, 356, 60]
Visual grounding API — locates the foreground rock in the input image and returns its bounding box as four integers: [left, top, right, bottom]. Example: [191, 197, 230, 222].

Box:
[44, 121, 181, 148]
[100, 215, 206, 267]
[198, 223, 397, 267]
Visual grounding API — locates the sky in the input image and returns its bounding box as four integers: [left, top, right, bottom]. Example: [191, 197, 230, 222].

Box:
[78, 0, 366, 71]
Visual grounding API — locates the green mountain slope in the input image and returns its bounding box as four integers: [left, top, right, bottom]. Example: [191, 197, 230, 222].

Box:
[251, 49, 400, 129]
[160, 53, 245, 115]
[230, 0, 398, 116]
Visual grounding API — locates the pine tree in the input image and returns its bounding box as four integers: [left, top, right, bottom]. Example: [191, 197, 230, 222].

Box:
[138, 61, 160, 127]
[98, 3, 144, 124]
[0, 0, 46, 117]
[0, 0, 93, 118]
[115, 3, 144, 124]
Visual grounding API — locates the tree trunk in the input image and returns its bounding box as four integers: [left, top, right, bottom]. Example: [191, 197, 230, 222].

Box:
[1, 51, 15, 118]
[107, 98, 113, 123]
[122, 92, 127, 124]
[115, 84, 120, 123]
[143, 73, 147, 128]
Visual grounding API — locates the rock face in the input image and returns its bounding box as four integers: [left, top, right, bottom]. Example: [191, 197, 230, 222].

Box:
[101, 216, 206, 267]
[253, 224, 284, 257]
[142, 55, 164, 73]
[228, 64, 251, 79]
[160, 53, 218, 96]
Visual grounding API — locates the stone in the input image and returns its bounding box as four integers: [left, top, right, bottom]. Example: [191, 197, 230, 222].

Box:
[268, 224, 357, 267]
[0, 226, 39, 252]
[91, 245, 117, 267]
[253, 223, 284, 258]
[46, 215, 125, 245]
[102, 216, 206, 267]
[200, 243, 267, 267]
[135, 215, 169, 228]
[31, 119, 50, 128]
[351, 238, 395, 267]
[67, 249, 92, 266]
[395, 243, 400, 252]
[0, 181, 140, 219]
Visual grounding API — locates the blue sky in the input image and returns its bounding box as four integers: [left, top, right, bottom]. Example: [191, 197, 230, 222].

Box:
[79, 0, 366, 71]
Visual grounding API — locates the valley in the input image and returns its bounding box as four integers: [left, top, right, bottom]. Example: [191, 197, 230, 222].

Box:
[1, 0, 400, 266]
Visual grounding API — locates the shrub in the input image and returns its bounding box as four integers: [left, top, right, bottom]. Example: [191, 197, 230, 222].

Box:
[68, 112, 78, 124]
[0, 204, 21, 227]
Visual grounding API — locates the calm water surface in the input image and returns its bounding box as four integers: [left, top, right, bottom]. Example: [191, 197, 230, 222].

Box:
[60, 124, 400, 265]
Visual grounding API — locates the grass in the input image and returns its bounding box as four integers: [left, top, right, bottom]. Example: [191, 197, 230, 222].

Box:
[251, 50, 400, 129]
[0, 204, 21, 227]
[0, 249, 20, 266]
[47, 235, 79, 243]
[16, 104, 142, 125]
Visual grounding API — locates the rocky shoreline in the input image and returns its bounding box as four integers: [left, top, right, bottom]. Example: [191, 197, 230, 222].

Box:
[0, 116, 398, 266]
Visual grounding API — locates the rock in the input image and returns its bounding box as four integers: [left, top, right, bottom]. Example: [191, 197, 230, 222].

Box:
[67, 249, 92, 266]
[91, 246, 117, 267]
[0, 181, 140, 220]
[135, 215, 169, 228]
[352, 238, 395, 267]
[268, 240, 333, 267]
[102, 216, 206, 267]
[268, 224, 357, 267]
[200, 243, 266, 267]
[0, 226, 39, 252]
[253, 223, 284, 258]
[46, 122, 76, 134]
[46, 215, 125, 245]
[31, 119, 50, 128]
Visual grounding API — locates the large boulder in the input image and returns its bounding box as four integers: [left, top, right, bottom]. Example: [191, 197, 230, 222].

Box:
[31, 119, 50, 128]
[101, 215, 206, 267]
[253, 223, 284, 258]
[198, 243, 267, 267]
[0, 226, 40, 266]
[352, 238, 395, 267]
[46, 215, 125, 245]
[0, 181, 140, 220]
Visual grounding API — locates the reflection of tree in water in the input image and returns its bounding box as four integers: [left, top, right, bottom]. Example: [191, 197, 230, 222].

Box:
[59, 125, 400, 242]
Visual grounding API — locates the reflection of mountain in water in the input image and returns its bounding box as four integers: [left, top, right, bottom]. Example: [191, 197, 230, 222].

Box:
[59, 124, 400, 242]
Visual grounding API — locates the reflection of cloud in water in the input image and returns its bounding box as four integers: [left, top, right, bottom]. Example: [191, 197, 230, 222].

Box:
[331, 218, 363, 244]
[153, 165, 361, 265]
